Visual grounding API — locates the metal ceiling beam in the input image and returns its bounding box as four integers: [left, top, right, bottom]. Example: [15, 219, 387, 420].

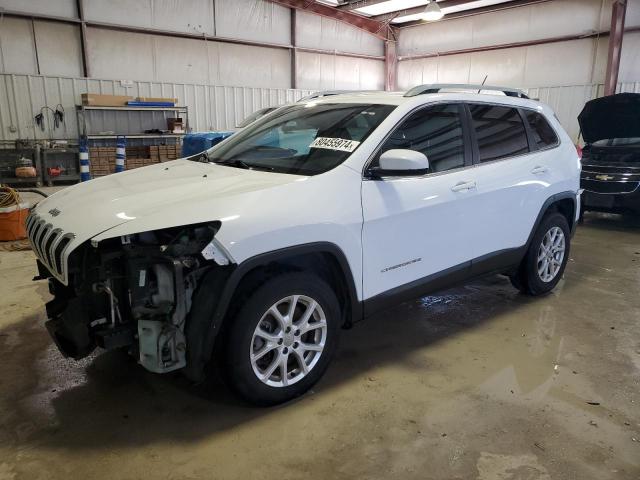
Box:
[398, 25, 640, 61]
[265, 0, 390, 39]
[604, 0, 627, 96]
[1, 8, 384, 71]
[336, 0, 388, 10]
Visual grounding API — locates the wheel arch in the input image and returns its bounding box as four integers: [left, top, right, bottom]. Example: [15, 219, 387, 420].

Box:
[526, 191, 577, 251]
[183, 242, 361, 381]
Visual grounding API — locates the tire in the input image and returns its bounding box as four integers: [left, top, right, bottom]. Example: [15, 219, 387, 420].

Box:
[578, 204, 585, 224]
[221, 272, 340, 406]
[511, 212, 571, 296]
[508, 269, 524, 291]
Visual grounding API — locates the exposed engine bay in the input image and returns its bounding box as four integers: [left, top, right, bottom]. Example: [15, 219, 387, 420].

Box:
[41, 222, 228, 374]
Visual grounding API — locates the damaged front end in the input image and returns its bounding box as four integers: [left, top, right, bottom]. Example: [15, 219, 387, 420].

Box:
[41, 222, 232, 374]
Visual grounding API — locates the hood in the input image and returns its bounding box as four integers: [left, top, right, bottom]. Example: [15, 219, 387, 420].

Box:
[578, 93, 640, 144]
[34, 159, 300, 245]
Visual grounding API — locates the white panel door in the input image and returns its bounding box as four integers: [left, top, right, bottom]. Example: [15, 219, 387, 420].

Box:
[361, 104, 475, 299]
[465, 104, 551, 259]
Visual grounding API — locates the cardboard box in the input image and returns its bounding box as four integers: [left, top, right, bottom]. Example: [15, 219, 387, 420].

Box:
[167, 118, 184, 133]
[137, 97, 178, 105]
[81, 94, 134, 107]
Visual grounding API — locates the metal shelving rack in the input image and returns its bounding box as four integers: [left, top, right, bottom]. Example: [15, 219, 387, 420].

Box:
[0, 145, 42, 187]
[84, 134, 185, 139]
[42, 147, 80, 186]
[76, 105, 190, 141]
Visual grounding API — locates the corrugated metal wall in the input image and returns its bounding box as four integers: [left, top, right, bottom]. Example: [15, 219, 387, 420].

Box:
[396, 0, 640, 89]
[294, 9, 385, 90]
[0, 0, 386, 90]
[84, 28, 293, 88]
[3, 72, 639, 144]
[398, 0, 612, 57]
[393, 0, 640, 142]
[295, 10, 384, 57]
[296, 53, 385, 91]
[1, 0, 639, 145]
[0, 73, 313, 141]
[525, 84, 601, 142]
[525, 82, 640, 142]
[397, 37, 609, 90]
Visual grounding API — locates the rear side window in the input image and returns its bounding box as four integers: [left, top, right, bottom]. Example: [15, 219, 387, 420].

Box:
[377, 103, 466, 173]
[525, 111, 558, 149]
[469, 105, 529, 162]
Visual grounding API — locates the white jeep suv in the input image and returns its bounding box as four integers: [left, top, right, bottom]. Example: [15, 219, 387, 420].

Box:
[27, 84, 581, 405]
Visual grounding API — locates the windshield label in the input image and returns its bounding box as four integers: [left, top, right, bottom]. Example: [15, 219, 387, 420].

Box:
[309, 137, 360, 152]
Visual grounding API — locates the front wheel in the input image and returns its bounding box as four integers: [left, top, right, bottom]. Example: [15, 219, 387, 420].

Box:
[222, 272, 340, 406]
[510, 212, 570, 296]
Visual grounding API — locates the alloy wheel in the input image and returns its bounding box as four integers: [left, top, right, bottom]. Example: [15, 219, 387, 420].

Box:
[250, 295, 327, 387]
[537, 226, 566, 282]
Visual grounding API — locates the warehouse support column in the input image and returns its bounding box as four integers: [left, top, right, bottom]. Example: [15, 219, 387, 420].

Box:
[604, 0, 627, 96]
[291, 9, 297, 89]
[76, 0, 90, 77]
[385, 40, 397, 92]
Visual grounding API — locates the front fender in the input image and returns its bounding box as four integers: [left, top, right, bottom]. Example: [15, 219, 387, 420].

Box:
[182, 241, 361, 382]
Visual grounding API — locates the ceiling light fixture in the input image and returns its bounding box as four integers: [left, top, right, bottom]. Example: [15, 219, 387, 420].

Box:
[422, 1, 444, 21]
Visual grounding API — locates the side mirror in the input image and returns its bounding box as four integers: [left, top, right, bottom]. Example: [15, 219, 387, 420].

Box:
[370, 149, 429, 177]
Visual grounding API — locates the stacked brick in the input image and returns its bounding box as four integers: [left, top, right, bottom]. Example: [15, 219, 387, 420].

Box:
[150, 145, 180, 163]
[88, 144, 181, 177]
[88, 147, 117, 177]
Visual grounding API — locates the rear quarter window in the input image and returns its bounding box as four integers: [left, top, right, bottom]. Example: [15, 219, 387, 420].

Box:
[525, 111, 559, 149]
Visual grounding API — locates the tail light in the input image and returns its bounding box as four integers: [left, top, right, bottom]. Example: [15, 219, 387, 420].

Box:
[575, 144, 583, 159]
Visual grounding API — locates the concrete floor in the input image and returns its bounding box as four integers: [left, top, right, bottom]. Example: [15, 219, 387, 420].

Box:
[0, 212, 639, 480]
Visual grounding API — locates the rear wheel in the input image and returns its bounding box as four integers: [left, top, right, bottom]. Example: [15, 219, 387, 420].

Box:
[222, 272, 340, 406]
[510, 212, 570, 296]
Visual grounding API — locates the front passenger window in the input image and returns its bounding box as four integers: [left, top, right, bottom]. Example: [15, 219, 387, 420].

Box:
[377, 104, 466, 173]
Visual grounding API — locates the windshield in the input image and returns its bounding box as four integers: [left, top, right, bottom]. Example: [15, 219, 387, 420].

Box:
[237, 107, 277, 128]
[208, 103, 395, 175]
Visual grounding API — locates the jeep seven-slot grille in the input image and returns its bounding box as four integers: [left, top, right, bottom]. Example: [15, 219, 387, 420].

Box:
[25, 212, 74, 281]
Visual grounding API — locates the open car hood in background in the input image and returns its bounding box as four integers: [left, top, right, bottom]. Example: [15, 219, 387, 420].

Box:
[578, 93, 640, 144]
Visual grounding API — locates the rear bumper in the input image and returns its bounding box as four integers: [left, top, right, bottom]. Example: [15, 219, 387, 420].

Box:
[581, 188, 640, 214]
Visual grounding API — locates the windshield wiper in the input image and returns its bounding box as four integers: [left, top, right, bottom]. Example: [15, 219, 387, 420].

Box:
[225, 159, 252, 169]
[215, 158, 276, 172]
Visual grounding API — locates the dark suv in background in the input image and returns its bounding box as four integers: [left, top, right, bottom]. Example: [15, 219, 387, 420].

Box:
[579, 93, 640, 215]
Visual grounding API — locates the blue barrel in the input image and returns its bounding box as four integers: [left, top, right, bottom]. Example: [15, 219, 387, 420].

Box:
[115, 136, 126, 173]
[79, 140, 91, 182]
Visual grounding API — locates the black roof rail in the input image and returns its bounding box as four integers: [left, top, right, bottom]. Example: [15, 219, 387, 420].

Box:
[404, 84, 529, 99]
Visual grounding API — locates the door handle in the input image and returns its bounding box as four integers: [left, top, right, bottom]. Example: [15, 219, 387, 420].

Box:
[531, 165, 549, 175]
[451, 181, 476, 192]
